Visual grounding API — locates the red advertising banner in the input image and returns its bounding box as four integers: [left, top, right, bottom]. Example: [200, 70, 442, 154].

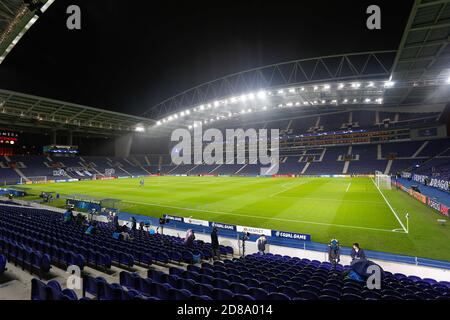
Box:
[440, 204, 449, 217]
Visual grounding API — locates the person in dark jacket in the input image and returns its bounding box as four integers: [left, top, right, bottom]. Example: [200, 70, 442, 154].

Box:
[131, 216, 137, 231]
[112, 213, 119, 228]
[184, 229, 195, 247]
[256, 235, 267, 255]
[210, 227, 220, 261]
[351, 243, 366, 261]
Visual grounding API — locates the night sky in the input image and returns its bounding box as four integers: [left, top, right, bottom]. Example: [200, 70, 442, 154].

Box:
[0, 0, 414, 117]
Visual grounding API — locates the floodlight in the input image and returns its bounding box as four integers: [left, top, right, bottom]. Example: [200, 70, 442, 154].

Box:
[257, 91, 267, 99]
[384, 81, 395, 88]
[135, 126, 145, 132]
[248, 93, 255, 100]
[288, 88, 296, 93]
[323, 84, 330, 90]
[338, 83, 344, 89]
[351, 82, 361, 88]
[156, 121, 161, 126]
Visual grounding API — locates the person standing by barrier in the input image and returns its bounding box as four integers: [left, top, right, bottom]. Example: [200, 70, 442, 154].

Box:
[210, 227, 220, 261]
[256, 234, 267, 255]
[328, 239, 340, 268]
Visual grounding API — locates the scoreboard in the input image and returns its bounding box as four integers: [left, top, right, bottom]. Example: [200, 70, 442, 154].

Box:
[0, 129, 19, 156]
[0, 129, 18, 145]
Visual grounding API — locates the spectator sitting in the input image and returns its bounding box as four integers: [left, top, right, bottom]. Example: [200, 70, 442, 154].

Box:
[184, 229, 195, 247]
[85, 221, 97, 236]
[121, 230, 131, 241]
[63, 208, 74, 223]
[351, 243, 366, 261]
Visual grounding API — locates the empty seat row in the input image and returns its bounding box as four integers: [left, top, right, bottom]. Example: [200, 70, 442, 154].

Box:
[0, 237, 51, 278]
[31, 279, 79, 300]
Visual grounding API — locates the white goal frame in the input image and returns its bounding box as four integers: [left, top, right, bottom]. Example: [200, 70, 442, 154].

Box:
[375, 171, 391, 190]
[20, 176, 47, 184]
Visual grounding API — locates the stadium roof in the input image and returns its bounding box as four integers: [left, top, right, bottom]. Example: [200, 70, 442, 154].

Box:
[387, 0, 450, 105]
[0, 0, 54, 64]
[1, 0, 450, 137]
[143, 0, 450, 135]
[0, 88, 155, 136]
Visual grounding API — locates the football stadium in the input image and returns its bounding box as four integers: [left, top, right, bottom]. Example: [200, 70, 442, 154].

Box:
[0, 0, 449, 307]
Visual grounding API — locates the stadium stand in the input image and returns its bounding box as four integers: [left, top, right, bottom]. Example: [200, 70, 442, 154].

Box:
[0, 203, 447, 300]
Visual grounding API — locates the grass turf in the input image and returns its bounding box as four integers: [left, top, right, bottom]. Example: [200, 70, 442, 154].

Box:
[18, 176, 450, 261]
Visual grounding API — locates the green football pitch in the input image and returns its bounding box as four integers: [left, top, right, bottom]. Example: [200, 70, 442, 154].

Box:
[19, 176, 450, 261]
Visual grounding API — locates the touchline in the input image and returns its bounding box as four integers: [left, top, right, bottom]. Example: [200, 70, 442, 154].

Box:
[170, 121, 280, 175]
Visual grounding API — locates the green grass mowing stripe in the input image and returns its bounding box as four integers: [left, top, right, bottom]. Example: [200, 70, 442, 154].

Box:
[18, 176, 450, 261]
[121, 198, 398, 233]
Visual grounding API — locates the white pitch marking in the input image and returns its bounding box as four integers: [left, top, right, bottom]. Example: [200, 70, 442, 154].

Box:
[346, 182, 351, 192]
[371, 178, 408, 233]
[269, 180, 311, 198]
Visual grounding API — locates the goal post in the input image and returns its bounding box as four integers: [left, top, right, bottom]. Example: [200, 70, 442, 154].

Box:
[375, 171, 391, 190]
[20, 176, 47, 185]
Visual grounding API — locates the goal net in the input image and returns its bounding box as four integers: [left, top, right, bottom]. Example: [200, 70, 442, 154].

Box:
[20, 176, 47, 185]
[375, 171, 391, 190]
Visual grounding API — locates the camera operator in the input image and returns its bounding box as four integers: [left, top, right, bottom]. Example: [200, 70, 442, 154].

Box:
[240, 232, 250, 257]
[158, 215, 168, 234]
